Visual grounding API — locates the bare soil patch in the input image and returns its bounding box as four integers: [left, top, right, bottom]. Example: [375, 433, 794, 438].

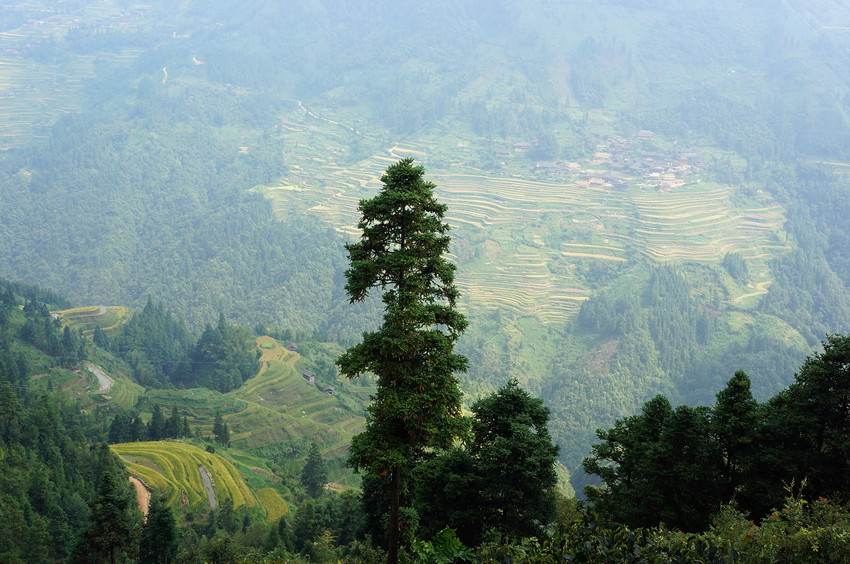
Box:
[129, 475, 151, 516]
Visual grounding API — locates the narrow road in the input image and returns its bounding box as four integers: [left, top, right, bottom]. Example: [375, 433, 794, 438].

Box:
[199, 465, 217, 509]
[85, 362, 113, 392]
[129, 476, 151, 516]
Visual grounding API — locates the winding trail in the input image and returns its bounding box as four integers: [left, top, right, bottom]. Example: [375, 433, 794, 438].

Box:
[85, 362, 113, 392]
[734, 280, 772, 303]
[129, 475, 151, 516]
[199, 465, 217, 509]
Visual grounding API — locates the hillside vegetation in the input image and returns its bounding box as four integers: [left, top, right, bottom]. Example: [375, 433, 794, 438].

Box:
[1, 0, 850, 492]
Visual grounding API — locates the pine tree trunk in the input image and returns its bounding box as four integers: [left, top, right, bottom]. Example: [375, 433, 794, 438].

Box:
[388, 467, 401, 564]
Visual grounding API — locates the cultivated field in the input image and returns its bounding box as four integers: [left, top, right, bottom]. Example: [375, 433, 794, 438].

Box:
[0, 2, 150, 149]
[137, 337, 364, 460]
[56, 305, 132, 337]
[112, 441, 255, 511]
[262, 111, 789, 325]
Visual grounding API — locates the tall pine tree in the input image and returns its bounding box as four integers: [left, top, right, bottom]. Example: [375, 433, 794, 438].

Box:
[337, 158, 468, 564]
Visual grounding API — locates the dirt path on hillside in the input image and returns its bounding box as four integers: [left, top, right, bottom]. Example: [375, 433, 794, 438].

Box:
[129, 475, 151, 516]
[199, 465, 217, 510]
[85, 362, 113, 392]
[734, 280, 772, 303]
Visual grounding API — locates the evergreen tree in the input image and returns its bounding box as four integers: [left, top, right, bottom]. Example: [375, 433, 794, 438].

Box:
[758, 334, 850, 501]
[167, 406, 183, 438]
[217, 497, 238, 535]
[413, 380, 560, 545]
[62, 325, 78, 367]
[337, 158, 468, 564]
[0, 380, 23, 444]
[75, 456, 141, 564]
[148, 404, 166, 441]
[221, 421, 230, 447]
[277, 515, 296, 553]
[212, 412, 230, 446]
[108, 412, 133, 444]
[139, 495, 177, 564]
[93, 325, 110, 350]
[713, 370, 758, 504]
[301, 442, 328, 498]
[470, 379, 560, 540]
[292, 500, 321, 554]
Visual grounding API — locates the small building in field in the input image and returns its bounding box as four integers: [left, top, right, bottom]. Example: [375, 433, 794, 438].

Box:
[324, 386, 335, 395]
[284, 341, 297, 352]
[302, 370, 315, 383]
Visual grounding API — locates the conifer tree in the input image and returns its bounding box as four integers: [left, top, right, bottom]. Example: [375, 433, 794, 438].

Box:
[75, 454, 141, 564]
[337, 158, 468, 564]
[301, 442, 328, 498]
[139, 495, 177, 564]
[148, 404, 166, 441]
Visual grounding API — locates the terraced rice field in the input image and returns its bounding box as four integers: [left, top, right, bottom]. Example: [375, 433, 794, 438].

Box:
[112, 441, 255, 511]
[262, 103, 789, 325]
[56, 305, 131, 337]
[137, 338, 364, 456]
[230, 337, 363, 449]
[254, 488, 289, 522]
[268, 144, 787, 324]
[104, 375, 144, 409]
[0, 2, 151, 148]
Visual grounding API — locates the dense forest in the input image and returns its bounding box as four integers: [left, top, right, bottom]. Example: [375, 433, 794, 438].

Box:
[3, 275, 850, 562]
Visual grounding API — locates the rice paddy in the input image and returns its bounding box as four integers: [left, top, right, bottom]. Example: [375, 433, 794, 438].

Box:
[261, 106, 788, 326]
[112, 441, 255, 510]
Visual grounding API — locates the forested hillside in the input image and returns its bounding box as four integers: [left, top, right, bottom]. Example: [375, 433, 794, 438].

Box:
[2, 0, 850, 492]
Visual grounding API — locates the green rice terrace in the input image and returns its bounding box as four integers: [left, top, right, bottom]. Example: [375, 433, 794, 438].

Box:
[110, 441, 287, 518]
[99, 337, 370, 516]
[56, 305, 132, 337]
[261, 103, 789, 326]
[125, 336, 365, 453]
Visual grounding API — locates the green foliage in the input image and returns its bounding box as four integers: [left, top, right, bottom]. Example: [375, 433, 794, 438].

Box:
[407, 528, 474, 564]
[111, 298, 193, 387]
[710, 490, 850, 563]
[751, 334, 850, 508]
[723, 252, 750, 282]
[139, 495, 177, 564]
[583, 393, 725, 531]
[0, 282, 123, 562]
[213, 412, 231, 447]
[301, 442, 328, 498]
[470, 380, 560, 540]
[191, 313, 259, 393]
[713, 371, 759, 506]
[585, 336, 850, 532]
[73, 448, 143, 564]
[479, 515, 737, 563]
[413, 380, 560, 546]
[338, 158, 469, 562]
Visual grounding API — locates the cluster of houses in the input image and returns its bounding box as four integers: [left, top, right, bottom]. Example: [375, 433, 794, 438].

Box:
[518, 131, 704, 193]
[284, 341, 335, 395]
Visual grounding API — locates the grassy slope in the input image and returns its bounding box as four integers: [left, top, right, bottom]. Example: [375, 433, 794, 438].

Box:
[51, 308, 368, 516]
